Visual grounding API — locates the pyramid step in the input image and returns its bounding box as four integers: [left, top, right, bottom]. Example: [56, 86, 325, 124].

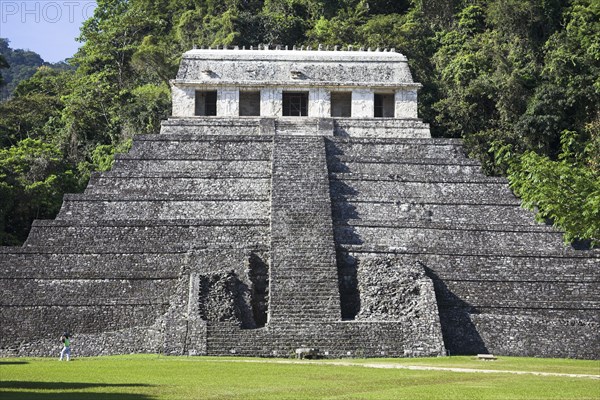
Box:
[335, 225, 572, 255]
[328, 163, 487, 181]
[335, 219, 558, 233]
[341, 241, 594, 258]
[326, 137, 467, 160]
[127, 135, 272, 159]
[85, 176, 270, 197]
[56, 195, 269, 221]
[0, 249, 183, 279]
[332, 202, 540, 227]
[159, 117, 269, 136]
[330, 180, 519, 205]
[413, 253, 600, 279]
[111, 158, 271, 175]
[25, 219, 269, 250]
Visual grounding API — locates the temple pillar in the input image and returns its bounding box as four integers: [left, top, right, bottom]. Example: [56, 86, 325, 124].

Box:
[395, 89, 418, 119]
[352, 89, 374, 118]
[171, 85, 195, 117]
[261, 88, 283, 117]
[217, 87, 239, 117]
[308, 88, 330, 117]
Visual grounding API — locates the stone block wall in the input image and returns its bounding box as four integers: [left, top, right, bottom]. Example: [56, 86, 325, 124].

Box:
[333, 119, 430, 138]
[160, 117, 431, 138]
[24, 221, 269, 252]
[0, 247, 181, 355]
[327, 136, 599, 359]
[0, 133, 274, 356]
[203, 320, 444, 358]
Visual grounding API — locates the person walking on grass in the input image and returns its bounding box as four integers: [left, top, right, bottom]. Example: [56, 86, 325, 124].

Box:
[59, 333, 71, 361]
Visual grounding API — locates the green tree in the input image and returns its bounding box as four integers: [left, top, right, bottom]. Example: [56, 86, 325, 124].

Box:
[121, 83, 171, 137]
[508, 130, 600, 246]
[131, 35, 179, 86]
[0, 54, 8, 86]
[306, 0, 369, 45]
[76, 139, 133, 185]
[432, 6, 499, 140]
[0, 139, 79, 244]
[261, 0, 319, 45]
[0, 67, 72, 147]
[500, 0, 600, 245]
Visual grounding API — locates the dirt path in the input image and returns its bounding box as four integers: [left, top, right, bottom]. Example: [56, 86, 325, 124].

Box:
[213, 358, 600, 380]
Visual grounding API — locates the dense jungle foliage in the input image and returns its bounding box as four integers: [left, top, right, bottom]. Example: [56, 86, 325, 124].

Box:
[0, 0, 598, 246]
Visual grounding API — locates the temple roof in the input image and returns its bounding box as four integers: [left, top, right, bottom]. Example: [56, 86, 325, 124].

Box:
[173, 49, 419, 88]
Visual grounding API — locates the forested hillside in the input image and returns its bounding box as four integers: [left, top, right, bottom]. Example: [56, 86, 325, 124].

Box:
[0, 39, 74, 101]
[0, 0, 598, 246]
[0, 39, 47, 101]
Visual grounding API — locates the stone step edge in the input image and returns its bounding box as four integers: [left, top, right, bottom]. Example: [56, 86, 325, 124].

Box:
[429, 275, 598, 283]
[1, 244, 269, 255]
[90, 173, 271, 180]
[330, 173, 504, 183]
[330, 175, 507, 183]
[333, 220, 558, 233]
[370, 253, 600, 264]
[327, 137, 463, 145]
[96, 171, 271, 179]
[0, 301, 171, 307]
[135, 133, 274, 142]
[332, 199, 521, 206]
[32, 218, 270, 227]
[114, 154, 271, 161]
[1, 275, 180, 280]
[62, 194, 270, 202]
[329, 158, 481, 166]
[339, 245, 600, 258]
[7, 244, 270, 254]
[134, 132, 460, 146]
[437, 303, 600, 311]
[330, 156, 477, 165]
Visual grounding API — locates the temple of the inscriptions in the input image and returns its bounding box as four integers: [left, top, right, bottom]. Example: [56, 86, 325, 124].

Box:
[0, 48, 598, 359]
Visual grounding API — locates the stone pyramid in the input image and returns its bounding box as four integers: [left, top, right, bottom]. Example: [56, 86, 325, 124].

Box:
[1, 49, 597, 359]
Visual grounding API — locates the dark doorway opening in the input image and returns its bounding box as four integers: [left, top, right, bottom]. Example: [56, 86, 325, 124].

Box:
[239, 91, 261, 116]
[248, 253, 269, 328]
[283, 91, 309, 116]
[331, 92, 352, 117]
[195, 90, 217, 116]
[374, 93, 394, 118]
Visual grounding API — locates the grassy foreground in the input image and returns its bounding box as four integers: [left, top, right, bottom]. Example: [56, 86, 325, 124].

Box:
[0, 355, 598, 399]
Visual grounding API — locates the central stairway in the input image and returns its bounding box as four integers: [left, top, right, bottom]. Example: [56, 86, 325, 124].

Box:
[269, 135, 340, 323]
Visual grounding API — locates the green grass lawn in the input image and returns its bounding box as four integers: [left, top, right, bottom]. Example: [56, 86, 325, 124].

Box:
[1, 355, 598, 400]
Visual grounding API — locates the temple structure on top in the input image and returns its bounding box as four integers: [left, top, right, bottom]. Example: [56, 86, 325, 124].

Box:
[0, 47, 597, 360]
[172, 48, 419, 119]
[167, 48, 430, 138]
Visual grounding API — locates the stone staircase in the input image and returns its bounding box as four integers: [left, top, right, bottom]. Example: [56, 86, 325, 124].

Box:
[204, 321, 433, 358]
[269, 135, 340, 323]
[199, 133, 445, 357]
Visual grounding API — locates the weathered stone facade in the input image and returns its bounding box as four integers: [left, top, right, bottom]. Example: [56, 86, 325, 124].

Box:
[0, 48, 598, 359]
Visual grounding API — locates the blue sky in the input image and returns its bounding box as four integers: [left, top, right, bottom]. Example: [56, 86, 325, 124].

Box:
[0, 0, 97, 62]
